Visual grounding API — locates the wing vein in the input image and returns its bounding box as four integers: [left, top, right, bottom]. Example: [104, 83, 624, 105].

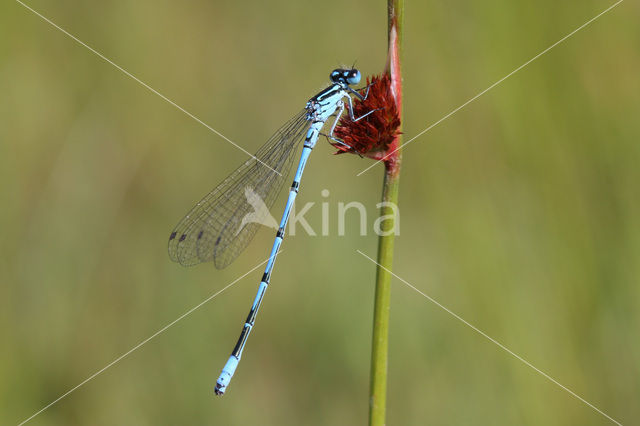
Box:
[168, 110, 309, 268]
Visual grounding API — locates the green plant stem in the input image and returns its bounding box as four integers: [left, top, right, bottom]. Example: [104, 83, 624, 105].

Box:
[369, 1, 403, 425]
[369, 164, 401, 426]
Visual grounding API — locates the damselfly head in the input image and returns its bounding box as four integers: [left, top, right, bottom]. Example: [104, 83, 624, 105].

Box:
[330, 68, 361, 86]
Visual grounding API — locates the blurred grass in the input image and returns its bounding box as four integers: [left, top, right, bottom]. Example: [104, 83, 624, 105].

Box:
[1, 0, 639, 424]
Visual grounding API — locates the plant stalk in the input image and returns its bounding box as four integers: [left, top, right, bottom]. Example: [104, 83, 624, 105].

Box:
[369, 1, 403, 425]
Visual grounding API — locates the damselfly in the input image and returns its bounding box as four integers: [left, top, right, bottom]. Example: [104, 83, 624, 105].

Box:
[168, 68, 376, 395]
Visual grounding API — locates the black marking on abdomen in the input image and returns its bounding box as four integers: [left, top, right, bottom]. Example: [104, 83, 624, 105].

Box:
[169, 231, 177, 240]
[197, 230, 204, 240]
[179, 234, 186, 242]
[232, 325, 251, 357]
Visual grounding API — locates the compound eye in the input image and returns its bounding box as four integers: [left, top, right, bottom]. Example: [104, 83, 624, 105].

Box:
[346, 69, 361, 85]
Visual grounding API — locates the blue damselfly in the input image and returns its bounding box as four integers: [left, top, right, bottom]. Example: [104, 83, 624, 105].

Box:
[168, 68, 375, 395]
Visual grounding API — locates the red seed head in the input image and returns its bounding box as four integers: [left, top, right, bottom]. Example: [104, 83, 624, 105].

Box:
[332, 74, 401, 162]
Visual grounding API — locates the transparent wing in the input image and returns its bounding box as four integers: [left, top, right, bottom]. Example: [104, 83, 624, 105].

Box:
[169, 109, 309, 268]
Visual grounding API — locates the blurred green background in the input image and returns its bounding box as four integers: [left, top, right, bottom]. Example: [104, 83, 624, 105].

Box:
[1, 0, 638, 424]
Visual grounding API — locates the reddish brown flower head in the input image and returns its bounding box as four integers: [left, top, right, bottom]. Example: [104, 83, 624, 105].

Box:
[332, 74, 401, 162]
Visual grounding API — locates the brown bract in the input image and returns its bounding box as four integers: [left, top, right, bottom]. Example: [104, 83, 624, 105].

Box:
[332, 74, 401, 162]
